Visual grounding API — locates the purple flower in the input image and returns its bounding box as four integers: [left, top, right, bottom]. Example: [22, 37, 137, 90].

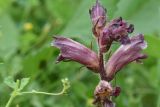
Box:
[105, 34, 147, 81]
[51, 36, 99, 72]
[94, 80, 113, 99]
[89, 0, 107, 37]
[89, 0, 106, 28]
[98, 17, 134, 53]
[94, 80, 115, 107]
[107, 17, 134, 44]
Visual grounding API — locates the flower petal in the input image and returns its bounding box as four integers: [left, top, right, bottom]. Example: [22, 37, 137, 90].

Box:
[105, 34, 147, 81]
[51, 36, 99, 72]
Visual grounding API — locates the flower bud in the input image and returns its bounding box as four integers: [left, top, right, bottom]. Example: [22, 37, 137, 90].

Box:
[89, 0, 107, 37]
[51, 36, 99, 72]
[112, 86, 121, 97]
[89, 0, 107, 27]
[94, 80, 113, 100]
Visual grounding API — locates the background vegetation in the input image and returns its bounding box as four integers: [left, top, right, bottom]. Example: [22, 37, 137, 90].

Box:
[0, 0, 160, 107]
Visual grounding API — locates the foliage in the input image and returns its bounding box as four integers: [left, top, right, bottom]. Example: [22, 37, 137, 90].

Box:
[4, 77, 70, 107]
[0, 0, 160, 107]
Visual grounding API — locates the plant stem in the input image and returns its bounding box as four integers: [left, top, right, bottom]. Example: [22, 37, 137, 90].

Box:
[5, 92, 16, 107]
[5, 78, 69, 107]
[5, 80, 20, 107]
[97, 38, 107, 80]
[99, 52, 106, 80]
[20, 89, 65, 96]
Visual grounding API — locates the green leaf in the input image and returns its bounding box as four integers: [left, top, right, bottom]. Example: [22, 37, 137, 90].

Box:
[4, 76, 16, 89]
[0, 14, 19, 60]
[19, 78, 30, 91]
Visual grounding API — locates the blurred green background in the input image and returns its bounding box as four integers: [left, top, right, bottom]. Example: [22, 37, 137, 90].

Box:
[0, 0, 160, 107]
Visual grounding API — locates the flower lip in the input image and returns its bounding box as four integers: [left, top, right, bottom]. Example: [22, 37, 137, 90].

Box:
[52, 36, 99, 72]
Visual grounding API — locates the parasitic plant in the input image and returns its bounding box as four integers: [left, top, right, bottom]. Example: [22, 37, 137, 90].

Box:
[51, 0, 147, 107]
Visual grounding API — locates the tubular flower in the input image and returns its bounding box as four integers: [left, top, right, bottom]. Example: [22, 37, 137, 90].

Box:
[98, 17, 134, 53]
[105, 34, 147, 81]
[51, 36, 99, 72]
[108, 17, 134, 44]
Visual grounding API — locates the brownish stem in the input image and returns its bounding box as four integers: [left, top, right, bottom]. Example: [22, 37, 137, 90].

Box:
[99, 52, 107, 80]
[97, 38, 107, 80]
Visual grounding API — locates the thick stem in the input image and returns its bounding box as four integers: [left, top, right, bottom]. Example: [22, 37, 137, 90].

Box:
[99, 52, 107, 80]
[97, 38, 107, 80]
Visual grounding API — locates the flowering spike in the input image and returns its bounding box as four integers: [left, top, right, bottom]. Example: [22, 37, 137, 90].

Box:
[105, 34, 147, 81]
[52, 0, 148, 106]
[51, 36, 99, 72]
